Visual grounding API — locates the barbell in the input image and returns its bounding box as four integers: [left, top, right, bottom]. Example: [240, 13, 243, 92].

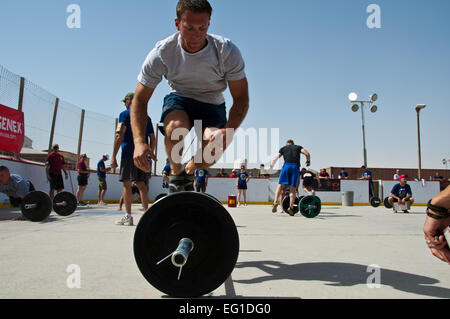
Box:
[281, 195, 322, 218]
[20, 191, 78, 222]
[134, 191, 239, 298]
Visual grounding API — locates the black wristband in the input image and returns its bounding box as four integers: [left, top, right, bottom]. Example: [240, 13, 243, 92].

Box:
[427, 200, 449, 215]
[427, 212, 450, 220]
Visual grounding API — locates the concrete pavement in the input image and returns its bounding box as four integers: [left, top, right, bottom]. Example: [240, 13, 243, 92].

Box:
[0, 202, 449, 299]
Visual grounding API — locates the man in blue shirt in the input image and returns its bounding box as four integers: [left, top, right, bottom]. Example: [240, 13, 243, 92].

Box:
[236, 165, 249, 206]
[97, 154, 111, 206]
[162, 159, 171, 189]
[194, 169, 210, 193]
[359, 165, 374, 199]
[111, 92, 157, 226]
[338, 168, 349, 180]
[387, 175, 414, 213]
[0, 165, 35, 220]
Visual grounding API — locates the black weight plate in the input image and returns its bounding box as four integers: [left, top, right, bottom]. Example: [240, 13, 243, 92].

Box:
[154, 193, 167, 202]
[370, 196, 381, 208]
[21, 191, 52, 222]
[134, 192, 239, 298]
[9, 196, 22, 207]
[299, 195, 322, 218]
[53, 192, 77, 216]
[384, 197, 393, 209]
[204, 193, 222, 205]
[281, 196, 300, 214]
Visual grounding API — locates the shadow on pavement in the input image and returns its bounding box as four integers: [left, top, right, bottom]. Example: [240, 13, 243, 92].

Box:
[234, 261, 450, 298]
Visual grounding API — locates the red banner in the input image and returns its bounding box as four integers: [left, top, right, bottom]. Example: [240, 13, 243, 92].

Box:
[0, 104, 25, 153]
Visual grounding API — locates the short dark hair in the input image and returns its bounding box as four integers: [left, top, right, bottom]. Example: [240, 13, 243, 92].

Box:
[286, 139, 294, 145]
[176, 0, 212, 20]
[0, 166, 9, 172]
[361, 165, 366, 169]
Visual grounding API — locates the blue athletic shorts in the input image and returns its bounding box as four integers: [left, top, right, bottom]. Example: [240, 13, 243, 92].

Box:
[278, 163, 300, 188]
[160, 93, 227, 133]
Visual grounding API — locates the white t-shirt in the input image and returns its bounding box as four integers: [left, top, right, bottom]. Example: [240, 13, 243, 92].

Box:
[138, 32, 246, 105]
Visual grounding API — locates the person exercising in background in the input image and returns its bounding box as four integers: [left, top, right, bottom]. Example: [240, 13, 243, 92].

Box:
[130, 0, 249, 192]
[0, 166, 35, 220]
[301, 168, 320, 195]
[270, 139, 311, 216]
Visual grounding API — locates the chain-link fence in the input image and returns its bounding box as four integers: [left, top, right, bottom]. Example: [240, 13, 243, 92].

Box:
[0, 65, 21, 112]
[0, 64, 117, 170]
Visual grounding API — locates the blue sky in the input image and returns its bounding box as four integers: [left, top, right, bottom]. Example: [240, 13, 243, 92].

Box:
[0, 0, 449, 174]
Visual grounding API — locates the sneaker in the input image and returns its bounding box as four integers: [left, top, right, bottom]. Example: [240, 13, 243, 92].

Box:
[168, 169, 195, 193]
[403, 210, 410, 214]
[78, 201, 86, 206]
[99, 201, 107, 206]
[287, 207, 295, 216]
[272, 203, 278, 213]
[115, 215, 134, 226]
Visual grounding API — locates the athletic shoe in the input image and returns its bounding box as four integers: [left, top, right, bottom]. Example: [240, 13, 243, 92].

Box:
[115, 215, 134, 226]
[78, 201, 86, 206]
[168, 169, 194, 193]
[272, 203, 278, 213]
[403, 210, 410, 214]
[287, 208, 295, 216]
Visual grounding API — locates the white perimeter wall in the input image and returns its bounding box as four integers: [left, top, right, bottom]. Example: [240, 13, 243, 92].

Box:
[0, 159, 441, 204]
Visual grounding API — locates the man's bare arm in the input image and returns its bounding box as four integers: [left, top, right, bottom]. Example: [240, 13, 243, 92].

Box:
[111, 125, 126, 168]
[225, 78, 249, 130]
[131, 82, 155, 172]
[301, 149, 311, 165]
[131, 83, 155, 145]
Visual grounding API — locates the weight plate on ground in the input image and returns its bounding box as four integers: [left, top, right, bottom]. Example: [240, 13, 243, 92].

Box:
[9, 196, 22, 207]
[53, 192, 77, 216]
[384, 197, 393, 209]
[203, 193, 222, 205]
[299, 195, 322, 218]
[154, 193, 167, 202]
[134, 192, 239, 298]
[21, 191, 52, 222]
[370, 196, 381, 207]
[281, 196, 300, 215]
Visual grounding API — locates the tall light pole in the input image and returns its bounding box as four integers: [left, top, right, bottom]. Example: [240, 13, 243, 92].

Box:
[349, 92, 379, 167]
[416, 104, 426, 180]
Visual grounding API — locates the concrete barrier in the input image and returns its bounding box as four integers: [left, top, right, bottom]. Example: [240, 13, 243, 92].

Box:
[0, 158, 442, 205]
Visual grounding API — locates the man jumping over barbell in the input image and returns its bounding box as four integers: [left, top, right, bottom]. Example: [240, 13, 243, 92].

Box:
[130, 0, 249, 190]
[270, 140, 311, 216]
[0, 165, 35, 220]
